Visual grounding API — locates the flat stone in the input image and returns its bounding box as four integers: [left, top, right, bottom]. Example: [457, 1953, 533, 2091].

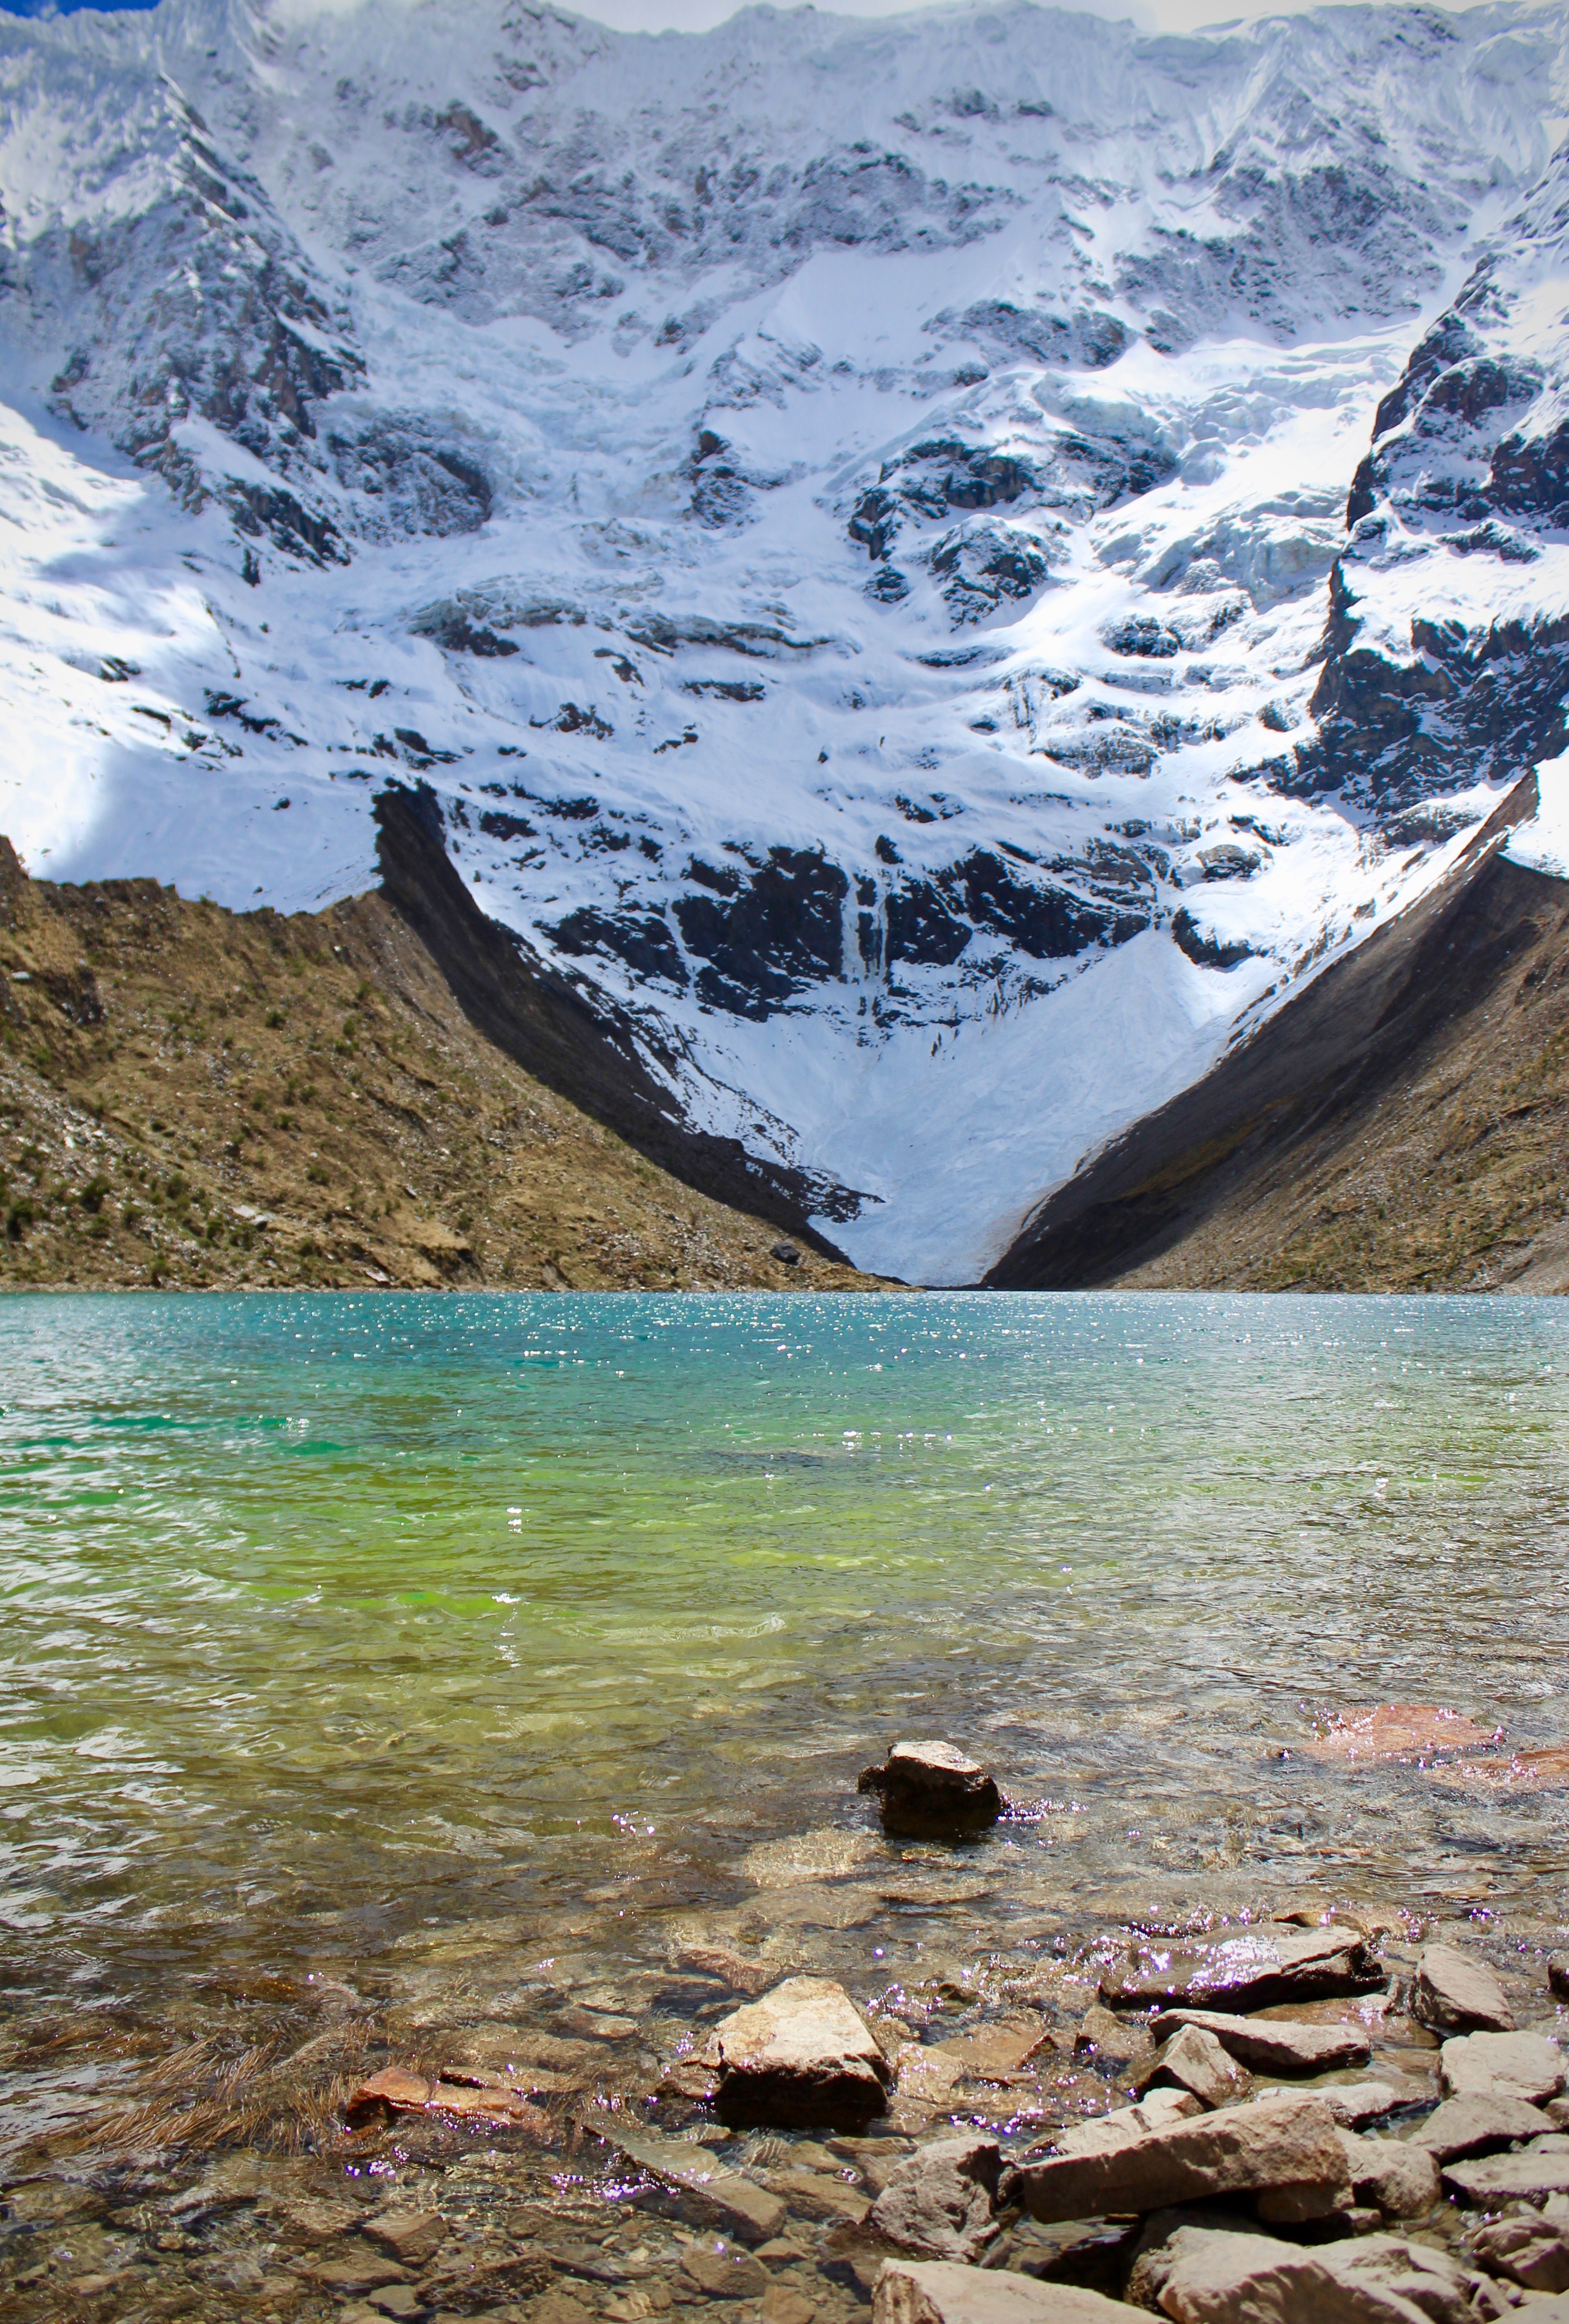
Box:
[760, 2290, 817, 2324]
[872, 2256, 1131, 2324]
[1008, 2093, 1349, 2225]
[1444, 2133, 1569, 2205]
[363, 2211, 448, 2268]
[1048, 2091, 1202, 2159]
[866, 2136, 1001, 2263]
[1411, 1943, 1516, 2035]
[856, 1742, 1003, 1836]
[766, 2169, 871, 2225]
[680, 2246, 771, 2299]
[533, 2293, 599, 2324]
[343, 2065, 551, 2136]
[928, 2020, 1049, 2083]
[1441, 2029, 1565, 2104]
[368, 2290, 424, 2321]
[1334, 2130, 1440, 2219]
[583, 2121, 785, 2243]
[709, 1978, 892, 2130]
[675, 1946, 777, 1997]
[1099, 1922, 1377, 2013]
[1471, 2211, 1569, 2293]
[1137, 2026, 1251, 2111]
[1147, 2007, 1372, 2075]
[1299, 1703, 1500, 1765]
[1250, 2080, 1418, 2128]
[1408, 2092, 1553, 2161]
[307, 2257, 411, 2293]
[1146, 2224, 1484, 2324]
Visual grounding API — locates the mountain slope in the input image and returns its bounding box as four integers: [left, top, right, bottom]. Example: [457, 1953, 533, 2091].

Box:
[0, 837, 881, 1292]
[4, 0, 1569, 1280]
[984, 771, 1569, 1289]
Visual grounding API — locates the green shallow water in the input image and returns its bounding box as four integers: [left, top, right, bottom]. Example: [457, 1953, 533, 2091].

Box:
[3, 1288, 1569, 2150]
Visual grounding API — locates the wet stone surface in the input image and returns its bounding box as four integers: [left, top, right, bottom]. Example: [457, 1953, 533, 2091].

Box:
[2, 1882, 1567, 2324]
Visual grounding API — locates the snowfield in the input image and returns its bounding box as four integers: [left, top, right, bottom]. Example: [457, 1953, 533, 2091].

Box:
[2, 0, 1568, 1279]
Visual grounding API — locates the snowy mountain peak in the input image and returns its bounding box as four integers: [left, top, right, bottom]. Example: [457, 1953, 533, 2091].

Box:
[5, 0, 1569, 1279]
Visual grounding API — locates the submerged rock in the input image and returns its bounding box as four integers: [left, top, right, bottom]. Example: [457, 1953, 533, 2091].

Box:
[1413, 1943, 1516, 2035]
[857, 1742, 1003, 1836]
[583, 2120, 786, 2243]
[1099, 1921, 1378, 2013]
[363, 2209, 448, 2266]
[343, 2064, 552, 2135]
[709, 1976, 893, 2129]
[866, 2135, 1001, 2262]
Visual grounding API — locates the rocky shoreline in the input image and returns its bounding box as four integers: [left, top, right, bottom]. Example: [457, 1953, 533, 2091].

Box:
[3, 1728, 1568, 2324]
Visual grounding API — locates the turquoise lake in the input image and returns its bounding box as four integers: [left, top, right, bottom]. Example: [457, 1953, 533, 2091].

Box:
[2, 1290, 1568, 2154]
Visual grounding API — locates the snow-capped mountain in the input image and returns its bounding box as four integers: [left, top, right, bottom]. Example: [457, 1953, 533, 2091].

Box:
[3, 0, 1569, 1281]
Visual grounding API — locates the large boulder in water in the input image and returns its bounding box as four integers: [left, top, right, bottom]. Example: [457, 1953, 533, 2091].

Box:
[708, 1976, 892, 2129]
[857, 1741, 1003, 1836]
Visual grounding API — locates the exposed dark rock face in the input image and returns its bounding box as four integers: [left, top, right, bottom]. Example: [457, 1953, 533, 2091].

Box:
[847, 427, 1177, 605]
[547, 905, 689, 990]
[1290, 149, 1569, 819]
[329, 419, 494, 537]
[672, 848, 848, 1018]
[1171, 909, 1254, 970]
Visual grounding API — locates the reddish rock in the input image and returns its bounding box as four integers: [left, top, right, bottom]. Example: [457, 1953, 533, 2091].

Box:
[1299, 1703, 1501, 1765]
[1471, 2212, 1569, 2293]
[1146, 2224, 1484, 2323]
[867, 2136, 1001, 2262]
[857, 1742, 1003, 1836]
[1408, 2092, 1552, 2161]
[343, 2064, 552, 2136]
[1137, 2026, 1250, 2111]
[1444, 2136, 1569, 2205]
[1440, 2030, 1564, 2105]
[873, 2256, 1130, 2324]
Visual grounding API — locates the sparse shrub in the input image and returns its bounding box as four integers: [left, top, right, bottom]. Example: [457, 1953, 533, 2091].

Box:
[78, 1175, 111, 1214]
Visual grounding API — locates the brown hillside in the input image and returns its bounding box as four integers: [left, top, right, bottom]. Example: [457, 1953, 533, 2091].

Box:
[987, 779, 1569, 1295]
[0, 841, 885, 1295]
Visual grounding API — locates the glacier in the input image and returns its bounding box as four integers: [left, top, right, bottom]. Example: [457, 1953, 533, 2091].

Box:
[2, 0, 1569, 1280]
